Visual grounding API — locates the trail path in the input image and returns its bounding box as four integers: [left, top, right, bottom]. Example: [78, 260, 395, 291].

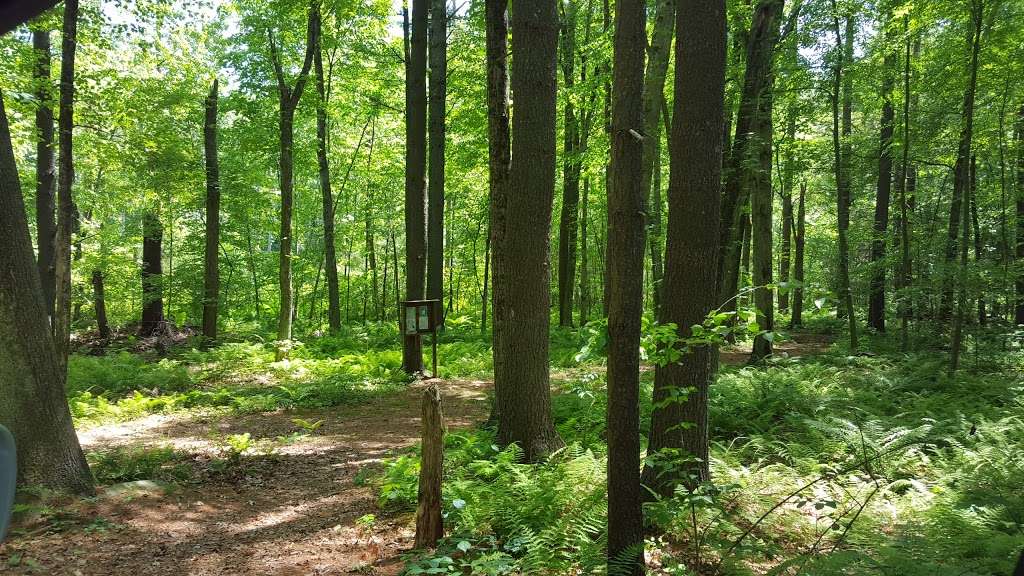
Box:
[0, 379, 490, 576]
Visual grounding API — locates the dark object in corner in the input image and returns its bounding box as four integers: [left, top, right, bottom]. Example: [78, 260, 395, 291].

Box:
[0, 424, 15, 542]
[1014, 551, 1024, 576]
[0, 0, 62, 35]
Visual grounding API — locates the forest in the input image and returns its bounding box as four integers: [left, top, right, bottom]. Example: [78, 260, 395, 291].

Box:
[0, 0, 1022, 572]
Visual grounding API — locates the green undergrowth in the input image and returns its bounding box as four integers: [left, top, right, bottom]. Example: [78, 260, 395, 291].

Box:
[379, 335, 1024, 575]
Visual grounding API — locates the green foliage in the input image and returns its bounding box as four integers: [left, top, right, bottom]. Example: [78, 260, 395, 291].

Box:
[87, 446, 192, 484]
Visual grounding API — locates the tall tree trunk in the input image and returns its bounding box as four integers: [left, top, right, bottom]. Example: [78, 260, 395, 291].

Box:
[557, 0, 580, 328]
[269, 5, 317, 360]
[831, 8, 858, 348]
[748, 2, 781, 363]
[203, 79, 220, 341]
[53, 0, 79, 370]
[944, 8, 982, 325]
[896, 16, 914, 350]
[970, 156, 985, 324]
[91, 268, 109, 339]
[579, 177, 591, 325]
[605, 0, 647, 565]
[650, 139, 664, 312]
[791, 181, 806, 327]
[314, 17, 340, 335]
[949, 0, 983, 373]
[0, 91, 92, 495]
[494, 0, 564, 462]
[1015, 103, 1024, 325]
[641, 0, 674, 315]
[642, 0, 726, 493]
[486, 0, 511, 429]
[404, 0, 428, 372]
[868, 15, 895, 332]
[718, 0, 783, 329]
[426, 0, 447, 307]
[33, 29, 57, 322]
[139, 211, 164, 336]
[778, 107, 795, 314]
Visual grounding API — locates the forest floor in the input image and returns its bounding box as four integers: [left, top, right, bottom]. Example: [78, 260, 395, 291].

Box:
[0, 333, 835, 576]
[1, 379, 490, 576]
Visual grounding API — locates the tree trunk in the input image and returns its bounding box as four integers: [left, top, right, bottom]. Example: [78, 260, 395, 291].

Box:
[605, 0, 647, 565]
[868, 16, 895, 333]
[404, 0, 427, 372]
[970, 156, 985, 324]
[91, 268, 109, 339]
[778, 112, 794, 313]
[139, 210, 164, 337]
[203, 79, 220, 341]
[641, 0, 674, 316]
[580, 177, 591, 325]
[718, 0, 783, 327]
[0, 92, 92, 495]
[53, 0, 78, 370]
[33, 29, 57, 322]
[269, 5, 317, 360]
[426, 0, 446, 306]
[650, 139, 664, 312]
[831, 9, 857, 348]
[1015, 103, 1024, 325]
[641, 0, 726, 493]
[949, 0, 982, 373]
[414, 384, 444, 548]
[557, 1, 580, 328]
[791, 181, 806, 327]
[896, 17, 914, 350]
[494, 0, 564, 462]
[314, 15, 341, 335]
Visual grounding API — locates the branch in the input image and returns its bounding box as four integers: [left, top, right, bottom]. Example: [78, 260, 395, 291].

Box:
[267, 28, 286, 92]
[289, 1, 320, 109]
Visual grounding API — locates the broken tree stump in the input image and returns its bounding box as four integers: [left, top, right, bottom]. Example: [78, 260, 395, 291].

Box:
[414, 383, 445, 549]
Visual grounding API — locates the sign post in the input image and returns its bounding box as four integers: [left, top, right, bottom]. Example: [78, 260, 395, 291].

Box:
[401, 299, 442, 378]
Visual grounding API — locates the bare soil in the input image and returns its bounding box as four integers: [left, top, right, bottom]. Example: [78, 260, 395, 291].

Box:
[0, 379, 490, 576]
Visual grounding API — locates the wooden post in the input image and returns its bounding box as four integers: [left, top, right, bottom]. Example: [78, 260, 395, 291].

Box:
[414, 384, 444, 548]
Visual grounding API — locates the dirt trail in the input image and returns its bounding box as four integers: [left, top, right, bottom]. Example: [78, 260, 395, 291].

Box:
[0, 379, 490, 576]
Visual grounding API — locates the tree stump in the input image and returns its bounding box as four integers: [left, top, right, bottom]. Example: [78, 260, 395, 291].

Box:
[414, 384, 444, 549]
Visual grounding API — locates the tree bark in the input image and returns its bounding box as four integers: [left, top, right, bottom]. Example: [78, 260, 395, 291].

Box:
[641, 0, 674, 316]
[494, 0, 564, 462]
[949, 0, 983, 373]
[605, 0, 647, 565]
[557, 0, 580, 328]
[868, 15, 895, 333]
[269, 3, 317, 360]
[414, 384, 444, 548]
[748, 17, 780, 362]
[580, 177, 591, 325]
[970, 156, 985, 324]
[404, 0, 427, 372]
[33, 29, 57, 322]
[641, 0, 726, 493]
[0, 91, 92, 495]
[203, 79, 220, 341]
[91, 268, 109, 339]
[139, 211, 164, 336]
[1016, 103, 1024, 325]
[896, 17, 914, 349]
[778, 112, 794, 313]
[718, 0, 783, 329]
[791, 181, 806, 327]
[426, 0, 447, 306]
[53, 0, 78, 370]
[830, 8, 857, 348]
[313, 13, 341, 335]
